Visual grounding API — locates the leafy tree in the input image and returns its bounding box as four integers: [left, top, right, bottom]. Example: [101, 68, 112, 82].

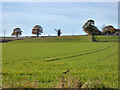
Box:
[82, 19, 101, 35]
[55, 29, 62, 36]
[102, 25, 116, 35]
[11, 28, 22, 37]
[32, 25, 43, 37]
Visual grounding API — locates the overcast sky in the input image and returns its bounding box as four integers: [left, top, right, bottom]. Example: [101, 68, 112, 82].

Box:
[2, 2, 118, 36]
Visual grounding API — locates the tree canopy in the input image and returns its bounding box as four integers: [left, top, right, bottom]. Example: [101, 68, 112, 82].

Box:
[102, 25, 116, 35]
[32, 25, 43, 37]
[82, 19, 101, 35]
[11, 28, 22, 37]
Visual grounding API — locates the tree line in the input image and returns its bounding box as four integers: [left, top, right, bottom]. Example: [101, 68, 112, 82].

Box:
[82, 19, 119, 35]
[11, 25, 62, 37]
[11, 19, 119, 37]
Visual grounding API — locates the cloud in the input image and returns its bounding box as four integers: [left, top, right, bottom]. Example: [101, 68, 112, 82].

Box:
[2, 2, 118, 36]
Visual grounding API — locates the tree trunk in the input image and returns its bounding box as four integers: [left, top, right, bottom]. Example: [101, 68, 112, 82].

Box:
[37, 34, 39, 37]
[16, 34, 18, 37]
[91, 34, 94, 42]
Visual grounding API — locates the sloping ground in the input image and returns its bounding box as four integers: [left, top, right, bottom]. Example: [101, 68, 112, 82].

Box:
[1, 35, 118, 43]
[0, 37, 24, 43]
[2, 36, 118, 88]
[46, 43, 115, 62]
[11, 35, 91, 43]
[94, 35, 118, 42]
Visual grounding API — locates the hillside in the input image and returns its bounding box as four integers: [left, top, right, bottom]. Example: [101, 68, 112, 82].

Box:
[2, 35, 118, 88]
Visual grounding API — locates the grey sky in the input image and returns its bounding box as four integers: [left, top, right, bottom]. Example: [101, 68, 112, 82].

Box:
[1, 2, 118, 36]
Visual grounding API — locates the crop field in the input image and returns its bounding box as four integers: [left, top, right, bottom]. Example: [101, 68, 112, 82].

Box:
[94, 35, 119, 42]
[2, 36, 118, 88]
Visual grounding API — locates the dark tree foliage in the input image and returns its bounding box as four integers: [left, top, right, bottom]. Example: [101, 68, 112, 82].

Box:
[82, 19, 101, 35]
[102, 25, 116, 35]
[12, 28, 22, 37]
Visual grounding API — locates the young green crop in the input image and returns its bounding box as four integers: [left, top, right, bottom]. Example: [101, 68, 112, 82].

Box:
[2, 36, 118, 88]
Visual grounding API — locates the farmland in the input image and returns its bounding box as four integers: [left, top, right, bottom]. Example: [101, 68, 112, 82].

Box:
[2, 35, 118, 88]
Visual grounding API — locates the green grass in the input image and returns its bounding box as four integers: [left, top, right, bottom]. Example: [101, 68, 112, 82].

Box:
[94, 35, 118, 42]
[2, 36, 118, 88]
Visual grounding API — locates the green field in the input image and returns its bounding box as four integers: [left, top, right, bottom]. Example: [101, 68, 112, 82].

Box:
[94, 35, 118, 42]
[2, 36, 118, 88]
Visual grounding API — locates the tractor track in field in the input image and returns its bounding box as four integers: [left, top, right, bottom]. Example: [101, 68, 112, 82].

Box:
[46, 43, 116, 62]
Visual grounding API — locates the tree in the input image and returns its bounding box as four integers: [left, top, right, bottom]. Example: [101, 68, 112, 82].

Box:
[32, 25, 43, 37]
[102, 25, 116, 35]
[82, 19, 101, 35]
[55, 29, 62, 36]
[11, 28, 22, 37]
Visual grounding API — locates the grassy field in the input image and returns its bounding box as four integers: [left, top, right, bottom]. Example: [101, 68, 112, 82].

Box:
[2, 35, 118, 88]
[94, 35, 118, 42]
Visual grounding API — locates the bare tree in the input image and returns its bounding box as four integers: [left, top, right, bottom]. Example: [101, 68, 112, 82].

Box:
[55, 29, 62, 36]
